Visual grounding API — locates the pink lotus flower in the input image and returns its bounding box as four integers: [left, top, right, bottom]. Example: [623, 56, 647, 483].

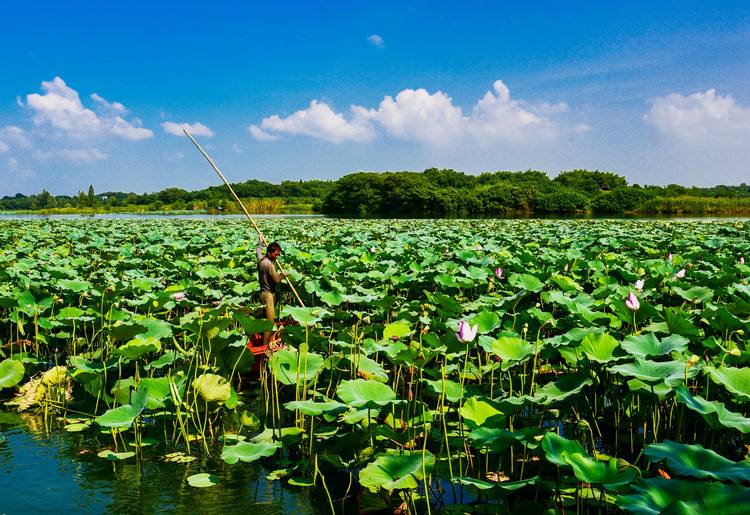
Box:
[172, 292, 186, 302]
[635, 279, 644, 292]
[668, 253, 673, 261]
[495, 267, 503, 279]
[675, 269, 685, 278]
[455, 320, 478, 343]
[625, 291, 640, 311]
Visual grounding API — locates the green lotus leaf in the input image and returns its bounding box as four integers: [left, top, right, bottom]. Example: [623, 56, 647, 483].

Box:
[144, 350, 177, 370]
[351, 354, 389, 382]
[454, 475, 539, 493]
[58, 279, 92, 293]
[336, 379, 397, 409]
[672, 286, 714, 303]
[382, 321, 412, 340]
[664, 308, 702, 338]
[0, 359, 25, 389]
[95, 403, 143, 429]
[221, 441, 280, 465]
[707, 366, 750, 401]
[617, 478, 750, 515]
[359, 452, 435, 493]
[579, 332, 621, 363]
[508, 273, 544, 292]
[113, 336, 161, 360]
[645, 440, 750, 482]
[422, 378, 464, 403]
[621, 333, 688, 358]
[97, 450, 135, 461]
[192, 373, 231, 403]
[542, 432, 637, 489]
[187, 473, 220, 488]
[460, 396, 505, 427]
[280, 306, 330, 326]
[468, 311, 502, 334]
[233, 313, 275, 335]
[487, 337, 535, 370]
[608, 358, 696, 386]
[675, 386, 750, 433]
[270, 348, 325, 386]
[284, 400, 349, 416]
[533, 373, 592, 404]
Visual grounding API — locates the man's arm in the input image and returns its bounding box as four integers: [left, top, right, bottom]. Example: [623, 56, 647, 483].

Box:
[256, 238, 264, 263]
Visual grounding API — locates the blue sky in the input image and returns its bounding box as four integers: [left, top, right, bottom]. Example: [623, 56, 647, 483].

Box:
[1, 0, 749, 195]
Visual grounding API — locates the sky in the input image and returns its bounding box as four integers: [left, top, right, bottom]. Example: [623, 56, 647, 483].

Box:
[1, 0, 749, 196]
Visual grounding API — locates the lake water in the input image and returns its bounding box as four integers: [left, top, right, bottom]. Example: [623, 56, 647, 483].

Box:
[0, 411, 332, 514]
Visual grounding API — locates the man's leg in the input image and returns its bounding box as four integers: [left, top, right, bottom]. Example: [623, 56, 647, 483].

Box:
[261, 291, 275, 346]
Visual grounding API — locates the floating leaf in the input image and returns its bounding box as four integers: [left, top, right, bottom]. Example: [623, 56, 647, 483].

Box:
[187, 473, 220, 488]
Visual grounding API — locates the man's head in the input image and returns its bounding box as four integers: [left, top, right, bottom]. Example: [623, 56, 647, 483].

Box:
[266, 241, 282, 261]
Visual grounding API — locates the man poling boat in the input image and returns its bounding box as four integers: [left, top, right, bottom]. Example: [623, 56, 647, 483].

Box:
[182, 129, 303, 358]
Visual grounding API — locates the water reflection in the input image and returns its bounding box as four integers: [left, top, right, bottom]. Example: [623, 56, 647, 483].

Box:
[0, 412, 325, 514]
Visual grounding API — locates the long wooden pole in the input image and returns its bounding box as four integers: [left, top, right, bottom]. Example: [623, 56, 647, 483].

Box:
[182, 128, 306, 307]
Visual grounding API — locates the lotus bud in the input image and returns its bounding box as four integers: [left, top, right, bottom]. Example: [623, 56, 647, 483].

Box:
[370, 246, 376, 253]
[675, 269, 685, 278]
[455, 320, 478, 343]
[741, 256, 745, 265]
[635, 279, 644, 292]
[564, 263, 569, 272]
[495, 267, 503, 279]
[625, 291, 640, 311]
[687, 355, 700, 368]
[730, 348, 742, 357]
[668, 253, 673, 261]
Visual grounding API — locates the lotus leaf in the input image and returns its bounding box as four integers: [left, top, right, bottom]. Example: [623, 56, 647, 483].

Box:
[337, 379, 397, 409]
[707, 366, 750, 401]
[675, 386, 750, 433]
[359, 452, 435, 493]
[542, 432, 637, 489]
[579, 332, 621, 363]
[617, 478, 750, 515]
[192, 373, 231, 403]
[621, 333, 688, 358]
[221, 441, 280, 464]
[0, 359, 25, 389]
[187, 473, 220, 488]
[645, 440, 750, 482]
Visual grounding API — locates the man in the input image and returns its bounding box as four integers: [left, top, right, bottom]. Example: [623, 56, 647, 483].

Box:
[256, 238, 288, 345]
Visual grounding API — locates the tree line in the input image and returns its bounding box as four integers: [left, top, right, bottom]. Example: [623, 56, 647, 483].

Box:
[3, 169, 750, 216]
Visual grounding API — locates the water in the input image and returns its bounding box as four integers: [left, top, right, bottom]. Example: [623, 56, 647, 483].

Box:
[0, 411, 327, 514]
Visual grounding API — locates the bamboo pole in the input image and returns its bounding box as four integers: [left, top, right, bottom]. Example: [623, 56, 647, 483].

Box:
[182, 128, 306, 307]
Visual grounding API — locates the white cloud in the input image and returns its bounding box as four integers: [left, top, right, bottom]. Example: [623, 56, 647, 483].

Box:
[23, 77, 153, 141]
[645, 89, 750, 143]
[467, 80, 556, 143]
[111, 117, 153, 140]
[574, 123, 593, 133]
[355, 88, 464, 143]
[0, 126, 31, 148]
[249, 125, 279, 141]
[91, 93, 127, 114]
[162, 121, 215, 137]
[0, 141, 8, 153]
[368, 34, 384, 48]
[250, 100, 374, 144]
[249, 80, 568, 145]
[57, 148, 108, 163]
[26, 77, 102, 136]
